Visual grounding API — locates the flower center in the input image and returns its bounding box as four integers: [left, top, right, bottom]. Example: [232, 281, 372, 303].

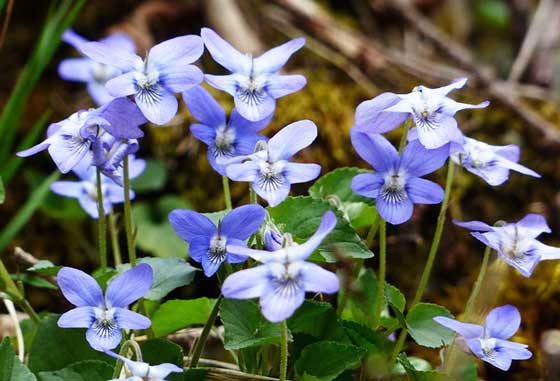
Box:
[236, 73, 266, 106]
[381, 170, 407, 204]
[134, 69, 162, 105]
[257, 161, 284, 191]
[480, 337, 497, 357]
[208, 234, 228, 264]
[92, 307, 118, 339]
[91, 62, 116, 84]
[213, 125, 236, 157]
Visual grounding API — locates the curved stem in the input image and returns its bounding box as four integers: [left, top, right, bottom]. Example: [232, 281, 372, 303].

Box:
[372, 219, 387, 328]
[398, 119, 412, 153]
[222, 176, 233, 210]
[190, 295, 224, 368]
[279, 320, 288, 381]
[112, 339, 143, 378]
[96, 168, 107, 272]
[250, 186, 257, 204]
[463, 246, 492, 321]
[123, 155, 136, 266]
[108, 210, 122, 267]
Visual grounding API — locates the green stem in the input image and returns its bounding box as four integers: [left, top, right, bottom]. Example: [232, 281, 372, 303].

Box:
[372, 219, 386, 328]
[222, 176, 233, 210]
[96, 168, 107, 273]
[190, 295, 224, 368]
[112, 339, 143, 378]
[391, 160, 455, 363]
[108, 210, 122, 267]
[398, 119, 412, 153]
[0, 259, 40, 325]
[279, 320, 288, 381]
[250, 186, 257, 204]
[123, 155, 136, 266]
[463, 246, 492, 322]
[365, 210, 380, 249]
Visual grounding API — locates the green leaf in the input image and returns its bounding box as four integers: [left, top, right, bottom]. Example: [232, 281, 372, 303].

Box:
[37, 360, 113, 381]
[268, 196, 373, 262]
[385, 283, 406, 313]
[0, 337, 37, 381]
[27, 260, 60, 276]
[11, 274, 57, 290]
[131, 158, 167, 193]
[138, 257, 197, 300]
[133, 196, 192, 258]
[287, 300, 349, 342]
[220, 299, 285, 350]
[295, 341, 366, 380]
[396, 354, 450, 381]
[0, 176, 4, 204]
[406, 303, 455, 348]
[28, 315, 113, 373]
[140, 339, 183, 381]
[152, 298, 214, 337]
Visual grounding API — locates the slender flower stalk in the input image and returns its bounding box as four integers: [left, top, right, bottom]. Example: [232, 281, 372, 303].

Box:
[279, 320, 288, 381]
[0, 259, 41, 325]
[123, 155, 136, 266]
[463, 246, 492, 321]
[108, 210, 122, 266]
[372, 219, 387, 328]
[96, 168, 107, 272]
[189, 295, 224, 368]
[111, 339, 143, 379]
[222, 175, 232, 211]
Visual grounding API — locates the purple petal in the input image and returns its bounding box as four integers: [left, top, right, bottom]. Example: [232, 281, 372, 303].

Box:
[234, 92, 275, 122]
[188, 236, 210, 263]
[496, 339, 532, 360]
[106, 263, 153, 308]
[253, 177, 291, 207]
[462, 165, 510, 186]
[113, 307, 152, 329]
[441, 98, 490, 115]
[494, 144, 520, 162]
[254, 37, 305, 73]
[432, 316, 483, 339]
[169, 210, 216, 242]
[516, 214, 551, 237]
[225, 239, 250, 264]
[351, 172, 384, 199]
[204, 74, 237, 96]
[431, 77, 468, 96]
[400, 140, 449, 177]
[466, 338, 512, 371]
[58, 58, 92, 82]
[453, 219, 494, 233]
[260, 280, 305, 322]
[148, 35, 204, 68]
[227, 162, 259, 182]
[533, 241, 560, 261]
[80, 41, 143, 71]
[105, 72, 137, 97]
[300, 262, 339, 294]
[87, 82, 115, 106]
[101, 33, 136, 52]
[57, 267, 104, 307]
[79, 194, 101, 219]
[376, 194, 414, 225]
[62, 29, 88, 49]
[151, 363, 184, 377]
[471, 231, 495, 249]
[201, 28, 251, 73]
[266, 74, 306, 99]
[268, 120, 317, 161]
[226, 245, 276, 263]
[233, 131, 267, 156]
[48, 134, 91, 173]
[100, 97, 146, 139]
[407, 177, 444, 204]
[498, 158, 540, 179]
[57, 307, 96, 328]
[16, 141, 50, 158]
[416, 115, 464, 149]
[283, 162, 321, 184]
[222, 265, 270, 299]
[86, 325, 122, 351]
[190, 124, 217, 146]
[499, 252, 541, 278]
[201, 255, 224, 277]
[289, 211, 337, 261]
[350, 130, 398, 172]
[183, 86, 226, 127]
[221, 204, 266, 240]
[229, 108, 271, 133]
[354, 92, 409, 134]
[160, 64, 203, 93]
[135, 88, 178, 125]
[485, 305, 521, 340]
[51, 181, 84, 199]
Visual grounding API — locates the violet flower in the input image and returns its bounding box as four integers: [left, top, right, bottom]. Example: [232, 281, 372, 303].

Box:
[351, 130, 448, 225]
[105, 351, 183, 381]
[434, 305, 532, 371]
[169, 204, 266, 277]
[353, 78, 489, 149]
[17, 97, 146, 174]
[81, 35, 204, 125]
[58, 29, 136, 105]
[201, 27, 306, 122]
[222, 211, 339, 322]
[450, 137, 540, 186]
[224, 120, 321, 207]
[57, 264, 153, 351]
[182, 86, 270, 175]
[454, 214, 560, 277]
[50, 154, 145, 219]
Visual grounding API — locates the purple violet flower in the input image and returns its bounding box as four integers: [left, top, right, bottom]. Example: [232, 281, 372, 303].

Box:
[105, 351, 183, 381]
[450, 137, 540, 186]
[454, 214, 560, 277]
[353, 78, 489, 149]
[434, 305, 532, 371]
[350, 130, 448, 225]
[223, 120, 321, 207]
[81, 35, 204, 125]
[262, 216, 283, 251]
[222, 211, 339, 322]
[169, 204, 266, 277]
[58, 29, 136, 105]
[50, 154, 145, 219]
[182, 86, 270, 175]
[201, 27, 306, 122]
[16, 97, 146, 174]
[57, 264, 153, 351]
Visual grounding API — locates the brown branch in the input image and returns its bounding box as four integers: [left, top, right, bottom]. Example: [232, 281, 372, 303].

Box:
[13, 247, 57, 286]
